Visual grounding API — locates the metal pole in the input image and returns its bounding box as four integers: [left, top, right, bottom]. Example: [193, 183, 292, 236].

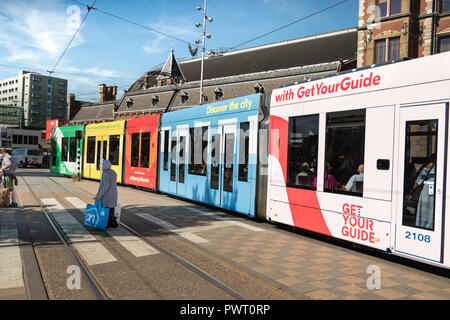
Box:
[199, 0, 207, 105]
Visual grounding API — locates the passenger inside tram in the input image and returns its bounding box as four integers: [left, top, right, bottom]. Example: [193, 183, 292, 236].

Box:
[342, 164, 364, 193]
[411, 154, 436, 229]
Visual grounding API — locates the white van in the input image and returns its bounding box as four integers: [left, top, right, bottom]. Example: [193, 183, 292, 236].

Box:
[10, 148, 43, 168]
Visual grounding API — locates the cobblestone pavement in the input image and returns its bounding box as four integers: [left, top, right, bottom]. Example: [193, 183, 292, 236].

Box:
[62, 177, 450, 300]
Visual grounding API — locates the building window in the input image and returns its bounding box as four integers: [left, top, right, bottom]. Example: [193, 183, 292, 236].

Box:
[375, 37, 400, 63]
[286, 115, 319, 190]
[214, 88, 223, 101]
[180, 91, 189, 104]
[377, 0, 401, 17]
[439, 37, 450, 53]
[324, 109, 366, 197]
[441, 0, 450, 13]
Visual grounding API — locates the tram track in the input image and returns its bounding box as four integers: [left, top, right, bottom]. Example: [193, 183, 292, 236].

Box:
[44, 176, 247, 300]
[20, 175, 108, 300]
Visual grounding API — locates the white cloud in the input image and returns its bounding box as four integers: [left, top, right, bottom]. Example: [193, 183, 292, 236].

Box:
[141, 16, 197, 56]
[0, 0, 85, 67]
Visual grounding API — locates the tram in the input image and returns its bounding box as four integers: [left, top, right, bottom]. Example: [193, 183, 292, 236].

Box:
[82, 120, 125, 183]
[158, 94, 261, 217]
[267, 51, 450, 268]
[124, 114, 159, 190]
[49, 51, 450, 269]
[50, 124, 84, 176]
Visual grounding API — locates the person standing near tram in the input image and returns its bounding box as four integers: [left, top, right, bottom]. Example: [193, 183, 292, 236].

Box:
[96, 159, 119, 228]
[0, 149, 18, 208]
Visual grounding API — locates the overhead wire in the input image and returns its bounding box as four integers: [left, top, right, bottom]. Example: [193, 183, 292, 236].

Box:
[0, 63, 136, 82]
[48, 0, 97, 75]
[228, 0, 349, 51]
[70, 0, 196, 47]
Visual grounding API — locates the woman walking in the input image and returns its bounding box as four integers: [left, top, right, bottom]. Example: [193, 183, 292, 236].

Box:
[96, 159, 118, 228]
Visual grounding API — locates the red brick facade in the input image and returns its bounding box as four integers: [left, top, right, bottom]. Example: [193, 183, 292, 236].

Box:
[358, 0, 450, 67]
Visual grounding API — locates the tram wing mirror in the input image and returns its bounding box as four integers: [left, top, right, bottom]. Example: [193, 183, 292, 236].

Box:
[75, 130, 83, 139]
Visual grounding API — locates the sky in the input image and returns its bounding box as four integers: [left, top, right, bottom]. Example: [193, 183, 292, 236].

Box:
[0, 0, 359, 102]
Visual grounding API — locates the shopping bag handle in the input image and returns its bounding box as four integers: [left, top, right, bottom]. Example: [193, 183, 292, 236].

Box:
[95, 200, 102, 208]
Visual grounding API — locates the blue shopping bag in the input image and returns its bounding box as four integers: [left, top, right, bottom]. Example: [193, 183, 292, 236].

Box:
[84, 200, 110, 230]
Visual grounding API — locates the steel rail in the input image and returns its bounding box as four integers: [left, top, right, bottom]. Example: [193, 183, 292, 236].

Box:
[20, 175, 108, 300]
[48, 176, 246, 300]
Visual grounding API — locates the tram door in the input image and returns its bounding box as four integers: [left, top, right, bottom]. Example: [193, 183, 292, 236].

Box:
[168, 127, 187, 196]
[210, 123, 236, 207]
[394, 103, 447, 263]
[95, 136, 108, 180]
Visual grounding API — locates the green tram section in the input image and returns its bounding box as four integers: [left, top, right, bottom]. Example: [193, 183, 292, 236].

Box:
[50, 125, 84, 176]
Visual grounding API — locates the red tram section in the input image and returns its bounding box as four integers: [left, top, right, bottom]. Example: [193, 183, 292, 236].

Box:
[124, 114, 160, 190]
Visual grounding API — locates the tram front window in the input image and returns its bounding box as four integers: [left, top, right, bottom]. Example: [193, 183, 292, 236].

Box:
[402, 120, 437, 231]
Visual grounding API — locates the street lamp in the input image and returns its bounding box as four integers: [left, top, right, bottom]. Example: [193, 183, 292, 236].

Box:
[195, 0, 213, 105]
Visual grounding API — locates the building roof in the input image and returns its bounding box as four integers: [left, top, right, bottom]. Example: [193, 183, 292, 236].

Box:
[128, 28, 357, 93]
[70, 101, 116, 123]
[115, 61, 343, 115]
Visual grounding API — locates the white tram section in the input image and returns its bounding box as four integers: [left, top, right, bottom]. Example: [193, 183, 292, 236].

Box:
[268, 51, 450, 269]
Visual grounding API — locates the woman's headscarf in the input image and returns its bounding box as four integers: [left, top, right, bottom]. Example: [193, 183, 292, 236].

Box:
[102, 159, 112, 171]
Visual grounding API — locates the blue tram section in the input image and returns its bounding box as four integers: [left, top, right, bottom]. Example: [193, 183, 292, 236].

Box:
[159, 94, 261, 217]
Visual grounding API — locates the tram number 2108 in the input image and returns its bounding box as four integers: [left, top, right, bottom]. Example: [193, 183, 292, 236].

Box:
[405, 231, 431, 243]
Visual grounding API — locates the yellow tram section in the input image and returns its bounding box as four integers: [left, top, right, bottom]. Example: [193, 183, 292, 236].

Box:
[83, 120, 125, 183]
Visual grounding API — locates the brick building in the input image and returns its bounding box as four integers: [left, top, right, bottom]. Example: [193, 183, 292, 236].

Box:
[68, 84, 118, 124]
[357, 0, 450, 67]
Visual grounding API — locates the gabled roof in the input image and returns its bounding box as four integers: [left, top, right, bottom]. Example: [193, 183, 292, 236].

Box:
[156, 49, 186, 82]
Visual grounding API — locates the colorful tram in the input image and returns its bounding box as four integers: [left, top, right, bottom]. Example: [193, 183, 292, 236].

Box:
[50, 52, 450, 269]
[159, 94, 261, 216]
[124, 114, 159, 190]
[82, 120, 125, 183]
[50, 124, 84, 176]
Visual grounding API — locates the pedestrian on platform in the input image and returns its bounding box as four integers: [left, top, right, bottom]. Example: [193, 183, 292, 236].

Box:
[0, 149, 18, 207]
[96, 159, 118, 228]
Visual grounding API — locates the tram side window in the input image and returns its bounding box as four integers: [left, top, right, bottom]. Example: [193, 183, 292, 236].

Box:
[189, 126, 208, 176]
[131, 133, 140, 167]
[402, 120, 437, 231]
[163, 130, 169, 171]
[51, 139, 56, 165]
[210, 134, 220, 190]
[238, 122, 250, 182]
[86, 136, 96, 163]
[140, 132, 150, 168]
[286, 115, 319, 190]
[324, 109, 366, 196]
[109, 135, 120, 165]
[223, 133, 235, 192]
[69, 137, 77, 162]
[61, 137, 68, 162]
